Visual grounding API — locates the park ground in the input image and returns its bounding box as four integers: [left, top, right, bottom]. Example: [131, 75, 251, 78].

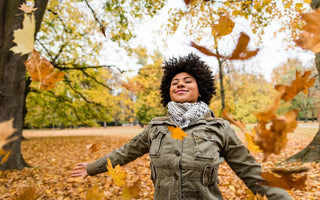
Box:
[0, 122, 319, 199]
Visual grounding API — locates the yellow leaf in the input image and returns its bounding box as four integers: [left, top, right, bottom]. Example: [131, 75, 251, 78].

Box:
[106, 158, 127, 187]
[122, 185, 140, 200]
[0, 118, 18, 149]
[85, 185, 104, 200]
[212, 15, 235, 37]
[167, 125, 187, 140]
[245, 131, 261, 153]
[10, 13, 35, 55]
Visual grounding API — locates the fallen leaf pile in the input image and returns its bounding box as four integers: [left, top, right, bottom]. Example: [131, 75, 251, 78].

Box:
[0, 126, 318, 199]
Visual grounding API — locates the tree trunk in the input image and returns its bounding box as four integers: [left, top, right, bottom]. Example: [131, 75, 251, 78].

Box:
[0, 0, 48, 170]
[218, 58, 225, 111]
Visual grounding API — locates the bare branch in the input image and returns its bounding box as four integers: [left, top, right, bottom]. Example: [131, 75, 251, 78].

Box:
[83, 0, 106, 37]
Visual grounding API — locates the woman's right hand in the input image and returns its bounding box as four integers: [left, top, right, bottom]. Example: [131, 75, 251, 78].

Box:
[71, 162, 88, 178]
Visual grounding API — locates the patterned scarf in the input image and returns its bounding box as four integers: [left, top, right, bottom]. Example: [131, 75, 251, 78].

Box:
[167, 101, 210, 128]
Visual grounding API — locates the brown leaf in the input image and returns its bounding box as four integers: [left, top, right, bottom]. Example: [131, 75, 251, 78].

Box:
[190, 33, 259, 61]
[229, 32, 259, 60]
[122, 185, 140, 200]
[167, 125, 187, 140]
[190, 41, 219, 57]
[274, 70, 316, 101]
[85, 143, 101, 153]
[260, 171, 307, 190]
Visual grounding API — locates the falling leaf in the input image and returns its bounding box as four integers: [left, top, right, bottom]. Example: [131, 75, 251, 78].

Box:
[17, 184, 37, 200]
[274, 70, 316, 102]
[260, 171, 307, 190]
[24, 50, 65, 90]
[19, 3, 38, 13]
[191, 32, 259, 61]
[190, 41, 219, 57]
[295, 8, 320, 53]
[85, 185, 104, 200]
[167, 126, 187, 140]
[10, 13, 35, 55]
[245, 130, 261, 153]
[106, 158, 127, 187]
[122, 185, 140, 200]
[222, 107, 246, 133]
[1, 150, 11, 164]
[86, 143, 101, 153]
[212, 15, 235, 37]
[0, 118, 18, 149]
[229, 32, 259, 60]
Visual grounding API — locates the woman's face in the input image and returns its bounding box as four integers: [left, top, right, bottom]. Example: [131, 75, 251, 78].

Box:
[169, 72, 199, 103]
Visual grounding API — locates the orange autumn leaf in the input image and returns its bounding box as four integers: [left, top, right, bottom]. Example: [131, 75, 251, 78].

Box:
[24, 50, 65, 90]
[260, 171, 307, 190]
[167, 125, 187, 140]
[106, 158, 127, 187]
[222, 107, 246, 133]
[85, 143, 101, 153]
[1, 150, 11, 164]
[229, 32, 259, 60]
[274, 70, 316, 102]
[295, 8, 320, 53]
[191, 32, 259, 61]
[212, 15, 235, 37]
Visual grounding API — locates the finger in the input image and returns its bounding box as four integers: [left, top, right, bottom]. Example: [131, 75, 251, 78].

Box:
[73, 166, 84, 170]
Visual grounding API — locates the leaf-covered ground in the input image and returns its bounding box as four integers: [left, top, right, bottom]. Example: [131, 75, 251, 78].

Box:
[0, 124, 319, 199]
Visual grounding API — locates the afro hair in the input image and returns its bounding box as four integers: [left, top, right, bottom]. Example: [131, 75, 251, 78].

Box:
[160, 53, 216, 106]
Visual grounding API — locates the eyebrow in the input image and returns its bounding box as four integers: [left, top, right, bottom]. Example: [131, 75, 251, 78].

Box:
[171, 76, 193, 82]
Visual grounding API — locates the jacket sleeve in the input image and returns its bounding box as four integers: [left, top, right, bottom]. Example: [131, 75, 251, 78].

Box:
[86, 124, 151, 176]
[222, 123, 292, 200]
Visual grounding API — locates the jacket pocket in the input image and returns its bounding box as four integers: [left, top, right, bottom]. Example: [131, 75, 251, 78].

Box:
[193, 131, 219, 160]
[149, 131, 166, 157]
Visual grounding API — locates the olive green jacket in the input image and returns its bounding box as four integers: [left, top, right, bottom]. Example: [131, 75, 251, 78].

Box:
[87, 112, 292, 200]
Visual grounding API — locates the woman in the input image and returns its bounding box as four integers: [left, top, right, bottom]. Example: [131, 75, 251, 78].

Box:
[71, 54, 292, 199]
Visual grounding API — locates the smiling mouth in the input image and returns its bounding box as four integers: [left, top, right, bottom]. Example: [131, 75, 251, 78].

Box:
[176, 90, 188, 94]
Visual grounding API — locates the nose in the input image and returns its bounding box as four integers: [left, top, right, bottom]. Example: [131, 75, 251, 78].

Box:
[177, 82, 185, 88]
